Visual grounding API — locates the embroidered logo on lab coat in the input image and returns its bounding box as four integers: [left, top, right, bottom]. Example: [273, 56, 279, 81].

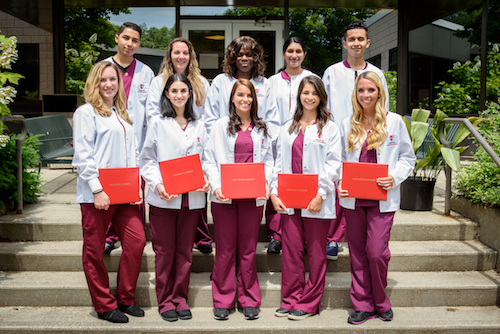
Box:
[138, 84, 147, 94]
[196, 136, 203, 148]
[255, 88, 265, 99]
[261, 138, 267, 150]
[312, 134, 326, 145]
[387, 134, 399, 146]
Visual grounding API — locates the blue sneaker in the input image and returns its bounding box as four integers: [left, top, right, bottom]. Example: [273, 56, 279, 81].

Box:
[326, 242, 338, 260]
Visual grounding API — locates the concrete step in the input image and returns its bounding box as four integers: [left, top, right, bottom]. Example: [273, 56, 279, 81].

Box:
[0, 306, 500, 333]
[0, 240, 496, 273]
[0, 203, 478, 242]
[1, 270, 498, 308]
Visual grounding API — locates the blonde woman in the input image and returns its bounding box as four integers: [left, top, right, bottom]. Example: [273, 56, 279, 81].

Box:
[72, 61, 146, 323]
[337, 71, 415, 325]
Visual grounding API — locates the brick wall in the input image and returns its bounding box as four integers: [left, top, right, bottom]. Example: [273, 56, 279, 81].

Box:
[0, 10, 54, 97]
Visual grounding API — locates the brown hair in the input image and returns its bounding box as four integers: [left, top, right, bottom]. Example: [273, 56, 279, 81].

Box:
[227, 79, 268, 137]
[223, 36, 266, 79]
[288, 76, 331, 136]
[158, 37, 206, 107]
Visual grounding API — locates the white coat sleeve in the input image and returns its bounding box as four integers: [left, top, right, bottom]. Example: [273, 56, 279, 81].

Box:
[139, 118, 162, 190]
[145, 76, 163, 124]
[322, 69, 332, 114]
[270, 126, 284, 196]
[203, 120, 222, 191]
[203, 76, 221, 135]
[72, 107, 102, 192]
[317, 124, 342, 197]
[263, 133, 274, 185]
[389, 117, 416, 187]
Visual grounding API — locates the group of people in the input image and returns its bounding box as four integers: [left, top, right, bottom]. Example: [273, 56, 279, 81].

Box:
[72, 20, 416, 325]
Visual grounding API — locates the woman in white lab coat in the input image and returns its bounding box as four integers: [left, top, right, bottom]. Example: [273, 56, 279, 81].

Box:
[72, 61, 146, 323]
[337, 71, 415, 325]
[203, 79, 273, 321]
[270, 75, 341, 320]
[140, 73, 209, 322]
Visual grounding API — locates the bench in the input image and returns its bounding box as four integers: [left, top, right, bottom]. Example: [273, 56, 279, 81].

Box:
[25, 114, 74, 170]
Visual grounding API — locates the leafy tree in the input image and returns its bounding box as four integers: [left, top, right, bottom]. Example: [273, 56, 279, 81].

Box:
[222, 7, 371, 75]
[64, 7, 131, 50]
[0, 32, 23, 118]
[65, 33, 101, 95]
[434, 44, 500, 114]
[446, 0, 500, 45]
[139, 24, 176, 49]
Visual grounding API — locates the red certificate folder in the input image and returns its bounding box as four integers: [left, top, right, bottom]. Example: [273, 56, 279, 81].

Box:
[159, 154, 205, 195]
[98, 167, 140, 205]
[342, 161, 388, 201]
[221, 163, 266, 199]
[278, 174, 318, 209]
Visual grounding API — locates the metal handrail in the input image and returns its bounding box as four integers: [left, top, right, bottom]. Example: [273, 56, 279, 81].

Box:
[1, 115, 27, 214]
[439, 117, 500, 216]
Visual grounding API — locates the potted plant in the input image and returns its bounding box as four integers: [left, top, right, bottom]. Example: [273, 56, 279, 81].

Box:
[400, 108, 482, 211]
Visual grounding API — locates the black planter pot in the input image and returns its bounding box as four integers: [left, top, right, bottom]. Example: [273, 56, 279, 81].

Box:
[400, 177, 436, 211]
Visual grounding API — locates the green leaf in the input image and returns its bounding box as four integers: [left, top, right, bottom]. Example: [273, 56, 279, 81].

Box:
[0, 35, 12, 45]
[441, 147, 461, 171]
[0, 72, 24, 85]
[411, 108, 430, 123]
[411, 121, 430, 152]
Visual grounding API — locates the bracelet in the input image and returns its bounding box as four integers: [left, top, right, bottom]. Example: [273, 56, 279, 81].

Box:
[93, 189, 103, 195]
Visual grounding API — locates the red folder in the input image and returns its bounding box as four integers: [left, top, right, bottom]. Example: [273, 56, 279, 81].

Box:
[278, 174, 318, 209]
[221, 163, 266, 199]
[342, 161, 388, 201]
[159, 154, 205, 195]
[98, 167, 140, 205]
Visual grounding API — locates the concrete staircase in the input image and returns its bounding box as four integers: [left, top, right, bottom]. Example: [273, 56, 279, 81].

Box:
[0, 170, 499, 333]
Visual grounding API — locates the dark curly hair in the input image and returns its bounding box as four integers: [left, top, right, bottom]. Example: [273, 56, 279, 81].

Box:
[223, 36, 266, 79]
[288, 76, 331, 136]
[227, 79, 269, 137]
[159, 73, 197, 122]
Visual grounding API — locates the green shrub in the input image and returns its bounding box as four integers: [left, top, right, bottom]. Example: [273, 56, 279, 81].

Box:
[0, 133, 42, 205]
[384, 70, 397, 113]
[455, 100, 500, 206]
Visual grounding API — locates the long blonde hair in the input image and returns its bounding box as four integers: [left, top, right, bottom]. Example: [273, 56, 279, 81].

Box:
[346, 71, 387, 151]
[83, 61, 132, 125]
[158, 37, 206, 107]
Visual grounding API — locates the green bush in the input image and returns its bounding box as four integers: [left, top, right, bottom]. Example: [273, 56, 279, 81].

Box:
[434, 44, 500, 114]
[384, 70, 397, 113]
[0, 133, 42, 205]
[455, 100, 500, 206]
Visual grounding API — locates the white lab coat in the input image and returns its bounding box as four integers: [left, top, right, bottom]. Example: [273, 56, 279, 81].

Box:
[322, 61, 389, 127]
[203, 73, 280, 141]
[203, 116, 274, 207]
[268, 69, 319, 125]
[139, 116, 207, 210]
[339, 112, 416, 212]
[270, 120, 342, 219]
[145, 74, 210, 123]
[72, 103, 138, 203]
[104, 57, 154, 150]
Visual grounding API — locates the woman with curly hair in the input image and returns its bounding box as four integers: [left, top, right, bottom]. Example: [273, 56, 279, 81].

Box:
[337, 71, 415, 325]
[270, 75, 341, 320]
[204, 36, 280, 140]
[203, 79, 274, 321]
[72, 61, 146, 323]
[145, 37, 213, 253]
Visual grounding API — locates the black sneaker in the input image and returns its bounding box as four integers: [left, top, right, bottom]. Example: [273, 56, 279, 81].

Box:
[379, 308, 393, 321]
[348, 311, 377, 325]
[118, 304, 145, 317]
[161, 309, 178, 322]
[104, 241, 115, 255]
[243, 307, 259, 320]
[274, 308, 289, 317]
[177, 309, 192, 320]
[213, 308, 229, 320]
[287, 309, 313, 320]
[97, 308, 128, 323]
[266, 238, 282, 253]
[197, 244, 213, 254]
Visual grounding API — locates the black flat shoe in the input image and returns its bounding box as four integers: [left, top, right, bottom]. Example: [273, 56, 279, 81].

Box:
[118, 304, 145, 317]
[104, 241, 115, 255]
[197, 244, 213, 254]
[275, 308, 289, 317]
[243, 307, 259, 320]
[97, 308, 128, 323]
[213, 308, 229, 320]
[161, 309, 178, 322]
[177, 309, 192, 320]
